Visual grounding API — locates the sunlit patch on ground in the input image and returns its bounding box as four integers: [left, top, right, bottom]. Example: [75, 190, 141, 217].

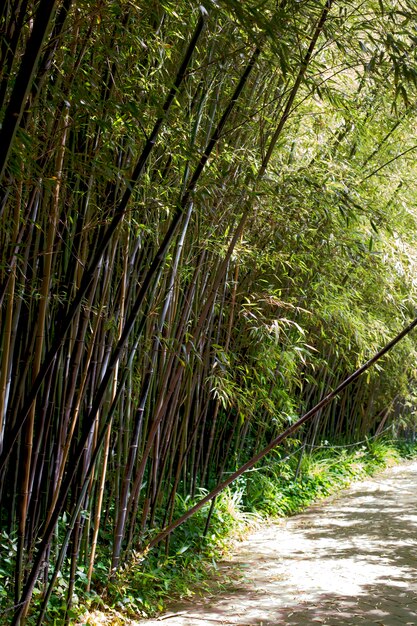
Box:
[129, 461, 417, 625]
[76, 608, 137, 625]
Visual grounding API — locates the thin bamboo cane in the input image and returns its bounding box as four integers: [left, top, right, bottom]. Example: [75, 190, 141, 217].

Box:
[0, 177, 21, 450]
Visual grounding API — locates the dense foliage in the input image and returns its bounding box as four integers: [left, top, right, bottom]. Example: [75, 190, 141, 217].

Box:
[1, 0, 417, 622]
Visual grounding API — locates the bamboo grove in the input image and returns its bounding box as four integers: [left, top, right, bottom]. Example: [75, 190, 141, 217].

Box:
[1, 0, 417, 622]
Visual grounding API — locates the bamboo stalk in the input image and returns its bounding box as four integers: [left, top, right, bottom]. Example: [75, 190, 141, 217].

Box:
[0, 0, 60, 182]
[146, 315, 417, 551]
[0, 177, 21, 450]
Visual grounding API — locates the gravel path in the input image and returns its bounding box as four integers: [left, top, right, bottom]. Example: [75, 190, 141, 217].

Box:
[135, 460, 417, 625]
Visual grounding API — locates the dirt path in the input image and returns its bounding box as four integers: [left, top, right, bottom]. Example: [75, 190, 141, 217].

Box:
[134, 460, 417, 625]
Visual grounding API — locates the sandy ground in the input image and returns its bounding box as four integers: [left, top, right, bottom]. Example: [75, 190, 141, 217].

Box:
[81, 460, 417, 625]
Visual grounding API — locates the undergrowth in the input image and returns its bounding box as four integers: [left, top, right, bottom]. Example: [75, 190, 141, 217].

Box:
[241, 437, 410, 517]
[4, 439, 416, 625]
[76, 438, 417, 625]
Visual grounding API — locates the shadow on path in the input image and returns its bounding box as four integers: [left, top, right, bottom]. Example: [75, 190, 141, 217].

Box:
[135, 462, 417, 626]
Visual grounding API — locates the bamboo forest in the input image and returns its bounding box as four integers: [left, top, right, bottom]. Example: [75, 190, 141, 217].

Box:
[2, 0, 417, 624]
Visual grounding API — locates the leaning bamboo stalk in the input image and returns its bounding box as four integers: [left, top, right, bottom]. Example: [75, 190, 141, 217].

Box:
[158, 0, 335, 431]
[0, 0, 60, 181]
[207, 0, 334, 305]
[146, 314, 417, 550]
[122, 46, 264, 529]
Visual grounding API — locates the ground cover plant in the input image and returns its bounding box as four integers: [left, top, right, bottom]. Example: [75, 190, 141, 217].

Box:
[74, 438, 417, 623]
